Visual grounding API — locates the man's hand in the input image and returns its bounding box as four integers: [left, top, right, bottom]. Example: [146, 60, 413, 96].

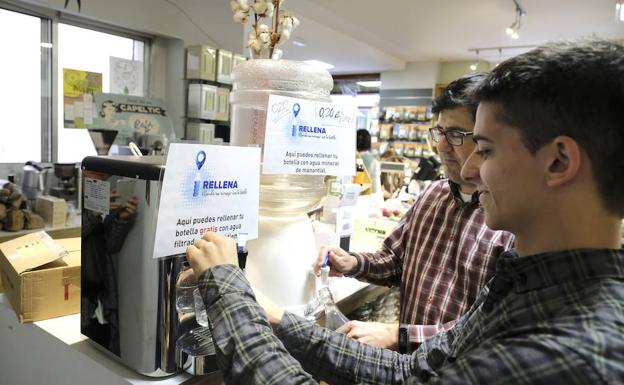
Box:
[118, 196, 138, 221]
[337, 321, 399, 349]
[312, 246, 358, 276]
[186, 232, 238, 277]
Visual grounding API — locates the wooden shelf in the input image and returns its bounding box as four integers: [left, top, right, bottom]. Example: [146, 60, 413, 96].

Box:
[185, 117, 230, 126]
[185, 78, 232, 89]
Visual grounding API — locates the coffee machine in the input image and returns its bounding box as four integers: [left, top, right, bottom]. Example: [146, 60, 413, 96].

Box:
[80, 156, 217, 377]
[49, 163, 79, 202]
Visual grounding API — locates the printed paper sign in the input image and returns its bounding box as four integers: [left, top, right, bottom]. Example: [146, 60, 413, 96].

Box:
[110, 56, 143, 96]
[263, 95, 356, 176]
[91, 93, 175, 145]
[153, 143, 261, 259]
[336, 206, 355, 237]
[83, 178, 110, 215]
[63, 68, 102, 128]
[340, 184, 361, 207]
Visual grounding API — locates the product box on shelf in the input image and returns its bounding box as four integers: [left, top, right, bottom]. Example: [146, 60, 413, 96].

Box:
[215, 87, 230, 121]
[0, 231, 80, 323]
[186, 122, 215, 143]
[217, 49, 233, 84]
[186, 45, 217, 81]
[187, 83, 218, 120]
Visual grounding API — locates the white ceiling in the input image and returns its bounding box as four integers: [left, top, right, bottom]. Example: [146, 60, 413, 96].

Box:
[278, 0, 624, 74]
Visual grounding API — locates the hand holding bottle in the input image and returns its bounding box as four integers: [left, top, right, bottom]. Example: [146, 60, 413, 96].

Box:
[187, 232, 238, 277]
[313, 246, 358, 277]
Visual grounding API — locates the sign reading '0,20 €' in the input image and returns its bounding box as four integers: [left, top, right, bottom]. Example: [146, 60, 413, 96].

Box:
[262, 95, 356, 176]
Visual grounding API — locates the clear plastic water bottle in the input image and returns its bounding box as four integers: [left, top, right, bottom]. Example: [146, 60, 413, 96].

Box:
[193, 288, 208, 327]
[176, 268, 198, 313]
[318, 287, 349, 331]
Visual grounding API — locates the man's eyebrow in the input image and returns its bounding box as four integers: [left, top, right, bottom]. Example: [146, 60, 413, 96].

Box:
[472, 134, 492, 143]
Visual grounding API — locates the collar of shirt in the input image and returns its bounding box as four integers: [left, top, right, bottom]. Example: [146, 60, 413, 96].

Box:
[448, 180, 479, 206]
[482, 248, 624, 312]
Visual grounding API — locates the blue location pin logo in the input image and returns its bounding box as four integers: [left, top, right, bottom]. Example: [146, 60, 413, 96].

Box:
[196, 150, 206, 170]
[292, 103, 301, 137]
[193, 151, 206, 197]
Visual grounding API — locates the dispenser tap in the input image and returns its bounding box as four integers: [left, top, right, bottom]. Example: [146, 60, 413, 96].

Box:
[237, 233, 248, 272]
[320, 252, 330, 288]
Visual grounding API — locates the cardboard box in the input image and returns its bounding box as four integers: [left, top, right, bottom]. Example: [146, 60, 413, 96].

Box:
[35, 195, 67, 228]
[0, 231, 80, 323]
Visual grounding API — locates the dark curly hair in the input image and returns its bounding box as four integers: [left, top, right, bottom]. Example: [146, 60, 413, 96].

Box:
[432, 72, 487, 120]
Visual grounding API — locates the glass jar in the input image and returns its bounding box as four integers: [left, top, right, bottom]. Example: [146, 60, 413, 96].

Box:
[230, 59, 333, 216]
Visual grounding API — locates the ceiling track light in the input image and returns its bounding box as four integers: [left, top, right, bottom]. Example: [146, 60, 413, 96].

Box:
[470, 50, 480, 71]
[616, 0, 624, 21]
[467, 45, 536, 67]
[505, 0, 526, 39]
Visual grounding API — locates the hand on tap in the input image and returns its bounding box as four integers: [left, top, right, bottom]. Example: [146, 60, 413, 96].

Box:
[186, 232, 238, 277]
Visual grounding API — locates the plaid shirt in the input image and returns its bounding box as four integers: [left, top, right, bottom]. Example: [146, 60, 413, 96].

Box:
[348, 179, 514, 347]
[200, 248, 624, 384]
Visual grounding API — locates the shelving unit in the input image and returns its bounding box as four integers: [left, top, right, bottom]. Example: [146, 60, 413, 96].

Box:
[371, 106, 436, 159]
[184, 45, 245, 143]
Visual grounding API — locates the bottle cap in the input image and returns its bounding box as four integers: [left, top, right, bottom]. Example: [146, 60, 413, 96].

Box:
[321, 252, 330, 268]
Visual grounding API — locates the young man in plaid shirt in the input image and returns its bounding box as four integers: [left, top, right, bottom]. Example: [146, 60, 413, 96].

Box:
[188, 39, 624, 384]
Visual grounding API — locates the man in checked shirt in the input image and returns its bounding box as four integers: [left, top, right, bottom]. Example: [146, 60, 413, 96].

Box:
[187, 39, 624, 384]
[312, 73, 514, 353]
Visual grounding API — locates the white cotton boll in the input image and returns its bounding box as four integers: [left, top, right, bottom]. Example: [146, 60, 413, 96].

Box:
[234, 10, 248, 23]
[280, 17, 293, 29]
[291, 16, 300, 29]
[272, 48, 283, 60]
[230, 1, 239, 12]
[281, 23, 293, 33]
[279, 28, 291, 43]
[252, 1, 268, 15]
[258, 24, 270, 33]
[265, 3, 275, 17]
[247, 36, 261, 52]
[259, 31, 271, 44]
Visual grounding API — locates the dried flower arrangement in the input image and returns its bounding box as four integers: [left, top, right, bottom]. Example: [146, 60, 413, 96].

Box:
[230, 0, 300, 59]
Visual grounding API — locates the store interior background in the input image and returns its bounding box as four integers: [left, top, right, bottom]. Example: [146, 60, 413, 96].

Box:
[2, 0, 623, 172]
[1, 2, 624, 383]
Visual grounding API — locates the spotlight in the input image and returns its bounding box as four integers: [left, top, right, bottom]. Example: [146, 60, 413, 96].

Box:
[505, 0, 526, 39]
[470, 50, 480, 72]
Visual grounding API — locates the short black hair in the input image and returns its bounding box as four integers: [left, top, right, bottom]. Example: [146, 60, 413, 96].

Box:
[473, 39, 624, 217]
[356, 129, 371, 151]
[431, 72, 487, 119]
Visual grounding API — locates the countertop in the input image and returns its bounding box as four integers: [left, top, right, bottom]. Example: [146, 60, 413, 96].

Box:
[0, 278, 384, 385]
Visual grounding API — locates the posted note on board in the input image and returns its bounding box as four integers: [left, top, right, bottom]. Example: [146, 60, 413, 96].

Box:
[263, 95, 356, 176]
[152, 143, 261, 259]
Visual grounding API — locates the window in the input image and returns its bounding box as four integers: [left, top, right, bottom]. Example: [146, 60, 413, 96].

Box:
[0, 8, 46, 162]
[57, 23, 146, 163]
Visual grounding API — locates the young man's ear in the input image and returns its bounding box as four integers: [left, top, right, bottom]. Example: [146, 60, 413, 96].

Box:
[543, 136, 581, 187]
